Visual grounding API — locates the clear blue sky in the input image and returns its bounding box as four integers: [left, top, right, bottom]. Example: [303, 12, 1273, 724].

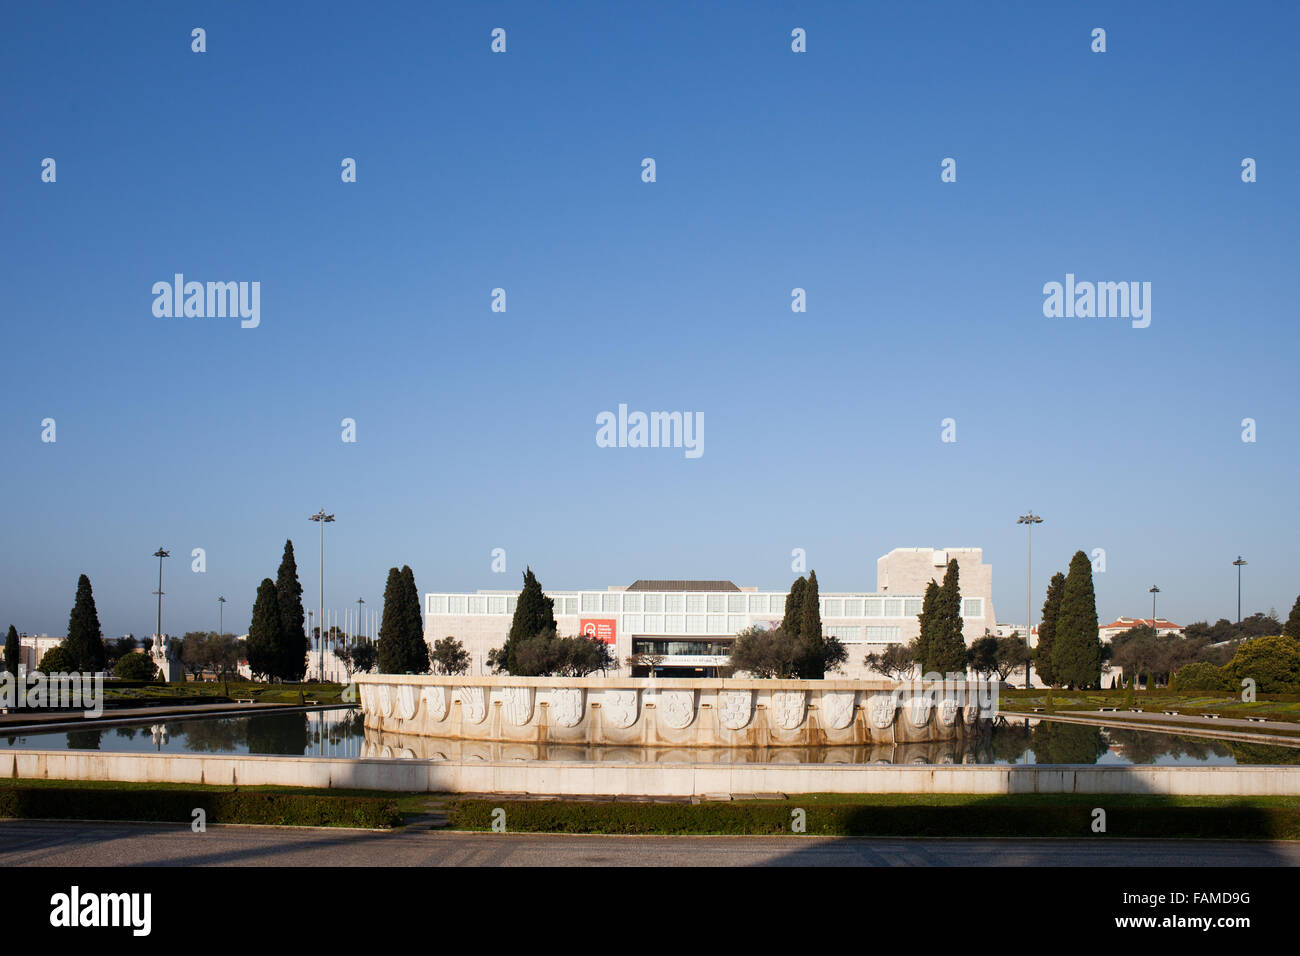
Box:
[2, 1, 1297, 639]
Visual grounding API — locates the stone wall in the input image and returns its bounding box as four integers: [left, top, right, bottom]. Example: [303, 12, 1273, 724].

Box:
[354, 675, 995, 747]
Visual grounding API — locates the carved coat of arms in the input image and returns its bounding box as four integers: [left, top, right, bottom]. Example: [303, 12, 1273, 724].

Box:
[601, 690, 638, 728]
[771, 691, 805, 730]
[460, 686, 487, 724]
[502, 686, 533, 726]
[820, 691, 855, 730]
[397, 684, 419, 721]
[718, 691, 752, 730]
[422, 686, 449, 722]
[868, 694, 896, 729]
[908, 694, 934, 728]
[658, 690, 695, 729]
[938, 698, 958, 727]
[551, 688, 585, 727]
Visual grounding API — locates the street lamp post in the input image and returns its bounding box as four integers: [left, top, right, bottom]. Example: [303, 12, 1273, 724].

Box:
[1232, 556, 1247, 626]
[152, 548, 170, 649]
[1017, 511, 1043, 689]
[1149, 585, 1160, 631]
[309, 509, 335, 682]
[218, 595, 226, 637]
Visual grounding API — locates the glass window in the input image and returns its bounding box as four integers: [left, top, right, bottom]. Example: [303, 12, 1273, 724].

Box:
[602, 593, 620, 613]
[643, 614, 663, 633]
[706, 615, 724, 632]
[828, 625, 862, 642]
[564, 597, 578, 616]
[865, 625, 901, 642]
[623, 614, 642, 633]
[428, 595, 448, 615]
[727, 615, 745, 633]
[863, 598, 882, 617]
[904, 598, 923, 617]
[623, 593, 642, 612]
[581, 593, 599, 613]
[883, 599, 903, 617]
[728, 594, 746, 612]
[825, 599, 843, 617]
[687, 615, 705, 633]
[963, 598, 983, 618]
[844, 599, 863, 617]
[686, 595, 706, 613]
[665, 594, 685, 613]
[707, 594, 725, 613]
[467, 596, 486, 614]
[448, 595, 467, 614]
[506, 596, 517, 614]
[665, 614, 685, 632]
[771, 595, 784, 615]
[748, 595, 765, 613]
[488, 596, 506, 614]
[644, 593, 664, 613]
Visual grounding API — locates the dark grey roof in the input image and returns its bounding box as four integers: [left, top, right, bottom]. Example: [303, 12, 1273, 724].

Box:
[626, 580, 741, 592]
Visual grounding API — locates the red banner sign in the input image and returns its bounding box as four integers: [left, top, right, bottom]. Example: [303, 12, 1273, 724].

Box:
[580, 618, 616, 644]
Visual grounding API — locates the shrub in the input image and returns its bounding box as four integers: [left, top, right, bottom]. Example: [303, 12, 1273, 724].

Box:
[1169, 661, 1232, 693]
[37, 645, 75, 674]
[113, 652, 159, 681]
[1225, 634, 1300, 694]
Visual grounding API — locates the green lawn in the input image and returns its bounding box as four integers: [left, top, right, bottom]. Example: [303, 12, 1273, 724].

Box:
[998, 688, 1300, 723]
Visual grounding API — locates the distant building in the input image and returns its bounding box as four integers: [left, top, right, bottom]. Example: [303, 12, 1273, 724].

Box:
[423, 546, 998, 679]
[1098, 617, 1184, 642]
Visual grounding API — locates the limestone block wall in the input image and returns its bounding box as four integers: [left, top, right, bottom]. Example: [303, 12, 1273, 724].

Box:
[354, 675, 995, 747]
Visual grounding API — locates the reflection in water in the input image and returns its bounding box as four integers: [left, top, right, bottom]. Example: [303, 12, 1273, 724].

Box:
[0, 709, 1294, 765]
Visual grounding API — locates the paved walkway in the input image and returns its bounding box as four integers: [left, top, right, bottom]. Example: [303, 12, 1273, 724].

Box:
[1, 821, 1297, 867]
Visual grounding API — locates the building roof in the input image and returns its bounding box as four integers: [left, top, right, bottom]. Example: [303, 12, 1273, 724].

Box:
[1100, 617, 1183, 631]
[626, 579, 741, 592]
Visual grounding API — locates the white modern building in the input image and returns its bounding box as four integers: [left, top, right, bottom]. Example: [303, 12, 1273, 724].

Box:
[423, 547, 997, 679]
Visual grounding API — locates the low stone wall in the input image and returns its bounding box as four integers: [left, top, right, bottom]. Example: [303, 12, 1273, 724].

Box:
[353, 675, 995, 747]
[5, 748, 1300, 796]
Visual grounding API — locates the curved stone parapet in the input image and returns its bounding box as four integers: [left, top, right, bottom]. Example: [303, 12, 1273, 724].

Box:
[353, 675, 996, 747]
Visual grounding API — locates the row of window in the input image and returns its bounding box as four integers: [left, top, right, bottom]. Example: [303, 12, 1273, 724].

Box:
[424, 593, 984, 620]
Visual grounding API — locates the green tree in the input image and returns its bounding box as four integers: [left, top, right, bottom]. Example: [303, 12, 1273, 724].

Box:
[967, 635, 999, 678]
[377, 566, 429, 674]
[4, 625, 18, 677]
[499, 567, 556, 675]
[781, 577, 807, 635]
[795, 570, 825, 678]
[246, 578, 284, 681]
[37, 644, 75, 674]
[1034, 572, 1065, 686]
[926, 559, 968, 676]
[863, 642, 917, 680]
[1226, 634, 1300, 694]
[275, 540, 308, 681]
[113, 652, 159, 681]
[1284, 594, 1300, 640]
[63, 574, 107, 673]
[431, 636, 470, 675]
[1051, 551, 1102, 689]
[914, 580, 941, 674]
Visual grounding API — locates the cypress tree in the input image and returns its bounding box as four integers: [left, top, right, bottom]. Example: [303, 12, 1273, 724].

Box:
[1035, 572, 1066, 686]
[1284, 593, 1300, 640]
[246, 578, 283, 681]
[377, 568, 404, 674]
[502, 568, 556, 674]
[64, 574, 107, 673]
[915, 580, 941, 675]
[275, 540, 308, 681]
[781, 577, 806, 635]
[1051, 551, 1102, 689]
[4, 624, 19, 677]
[797, 570, 825, 678]
[929, 559, 968, 676]
[400, 565, 429, 674]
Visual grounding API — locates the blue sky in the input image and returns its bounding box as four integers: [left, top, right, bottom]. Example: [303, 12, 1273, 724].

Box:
[2, 1, 1297, 639]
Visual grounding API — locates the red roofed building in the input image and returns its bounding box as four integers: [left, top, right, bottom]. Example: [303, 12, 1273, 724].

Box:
[1098, 617, 1184, 642]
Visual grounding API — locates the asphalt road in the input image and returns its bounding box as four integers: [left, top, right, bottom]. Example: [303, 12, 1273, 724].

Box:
[1, 820, 1297, 866]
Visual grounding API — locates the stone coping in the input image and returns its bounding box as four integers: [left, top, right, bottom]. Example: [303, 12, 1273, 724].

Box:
[352, 674, 996, 691]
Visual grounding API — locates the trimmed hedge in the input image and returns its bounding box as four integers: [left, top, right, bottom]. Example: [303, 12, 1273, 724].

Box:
[0, 786, 401, 829]
[446, 798, 1300, 840]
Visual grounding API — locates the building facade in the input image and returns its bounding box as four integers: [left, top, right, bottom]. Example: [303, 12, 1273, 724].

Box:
[423, 547, 997, 679]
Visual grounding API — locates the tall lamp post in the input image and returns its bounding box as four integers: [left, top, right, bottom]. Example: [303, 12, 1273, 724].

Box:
[218, 595, 226, 636]
[1149, 585, 1160, 631]
[152, 548, 170, 648]
[309, 509, 335, 682]
[1232, 556, 1247, 626]
[1017, 511, 1043, 689]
